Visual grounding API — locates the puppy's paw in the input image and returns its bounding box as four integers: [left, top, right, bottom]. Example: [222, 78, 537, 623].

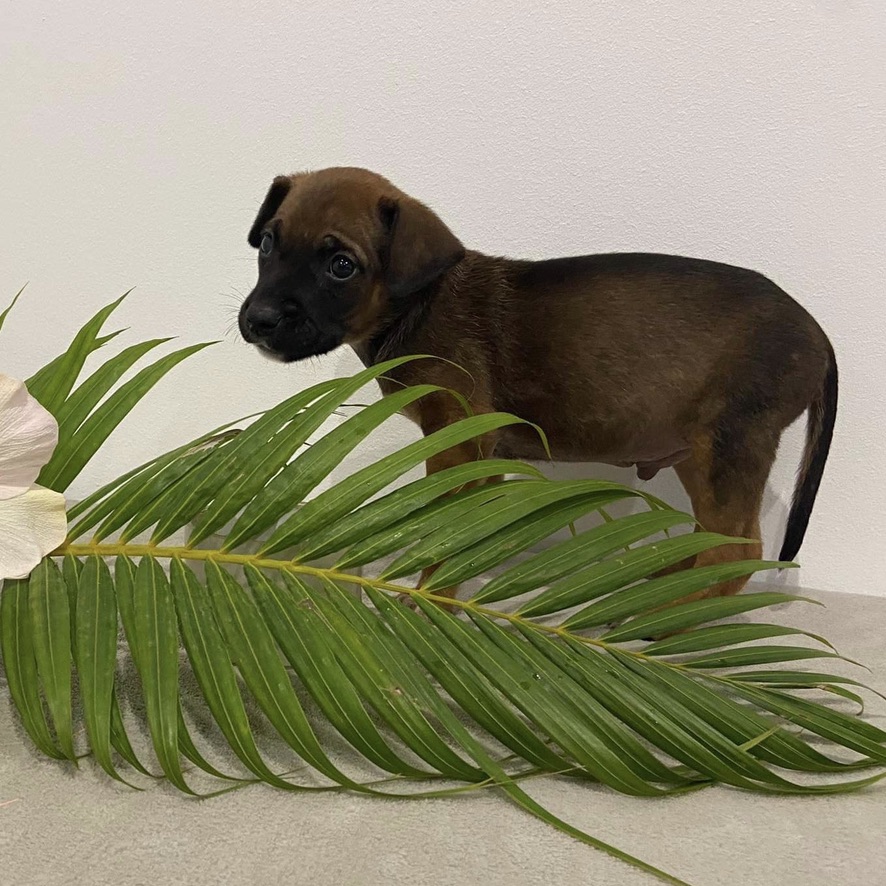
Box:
[397, 592, 422, 612]
[397, 590, 461, 616]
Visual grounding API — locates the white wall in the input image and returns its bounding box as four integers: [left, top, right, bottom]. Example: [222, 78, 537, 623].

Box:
[1, 1, 884, 595]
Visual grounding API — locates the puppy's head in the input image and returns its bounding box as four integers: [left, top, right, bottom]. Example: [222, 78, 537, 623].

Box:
[239, 167, 464, 362]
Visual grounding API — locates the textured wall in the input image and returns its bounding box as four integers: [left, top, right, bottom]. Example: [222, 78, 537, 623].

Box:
[1, 1, 883, 594]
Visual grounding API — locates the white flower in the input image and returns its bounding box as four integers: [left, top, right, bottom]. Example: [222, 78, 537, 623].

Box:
[0, 375, 67, 580]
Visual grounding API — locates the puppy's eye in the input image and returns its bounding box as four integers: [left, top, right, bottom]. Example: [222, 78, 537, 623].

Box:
[259, 231, 274, 256]
[328, 254, 357, 280]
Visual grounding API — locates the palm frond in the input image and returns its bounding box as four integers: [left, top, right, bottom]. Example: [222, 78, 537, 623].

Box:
[1, 294, 883, 886]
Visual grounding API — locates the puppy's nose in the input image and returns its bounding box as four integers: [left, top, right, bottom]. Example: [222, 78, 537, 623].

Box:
[245, 304, 282, 336]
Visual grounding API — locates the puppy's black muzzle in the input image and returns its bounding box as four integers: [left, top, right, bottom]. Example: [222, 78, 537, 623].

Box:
[238, 291, 344, 363]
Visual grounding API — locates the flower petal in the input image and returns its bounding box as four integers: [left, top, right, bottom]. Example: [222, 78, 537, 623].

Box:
[0, 374, 59, 500]
[0, 486, 67, 580]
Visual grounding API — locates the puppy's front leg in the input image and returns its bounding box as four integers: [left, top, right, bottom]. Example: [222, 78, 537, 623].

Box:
[387, 386, 501, 610]
[412, 440, 503, 609]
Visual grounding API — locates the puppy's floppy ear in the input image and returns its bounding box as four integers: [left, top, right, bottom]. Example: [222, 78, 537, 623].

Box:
[248, 176, 292, 247]
[378, 195, 465, 296]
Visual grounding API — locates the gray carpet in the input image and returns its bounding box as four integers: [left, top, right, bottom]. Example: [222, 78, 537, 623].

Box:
[2, 585, 884, 886]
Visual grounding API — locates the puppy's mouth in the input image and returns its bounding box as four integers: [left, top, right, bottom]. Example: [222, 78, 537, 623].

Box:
[254, 341, 288, 363]
[239, 309, 343, 364]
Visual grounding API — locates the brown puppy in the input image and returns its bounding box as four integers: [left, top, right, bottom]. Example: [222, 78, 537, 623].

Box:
[239, 167, 837, 602]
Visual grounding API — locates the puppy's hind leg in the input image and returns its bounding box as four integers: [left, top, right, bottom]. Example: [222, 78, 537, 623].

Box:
[669, 427, 778, 603]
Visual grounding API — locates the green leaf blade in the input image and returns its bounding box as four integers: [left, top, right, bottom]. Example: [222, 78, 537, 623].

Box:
[28, 559, 75, 761]
[0, 579, 65, 760]
[337, 483, 512, 570]
[204, 561, 370, 788]
[260, 412, 528, 555]
[250, 569, 428, 777]
[684, 645, 845, 669]
[54, 337, 172, 441]
[566, 562, 787, 633]
[40, 341, 216, 492]
[727, 671, 884, 701]
[76, 556, 135, 785]
[367, 586, 572, 774]
[297, 458, 543, 562]
[0, 284, 26, 333]
[472, 508, 696, 604]
[411, 598, 665, 794]
[26, 293, 129, 415]
[93, 442, 229, 542]
[521, 532, 748, 620]
[423, 488, 644, 590]
[307, 578, 485, 781]
[727, 683, 886, 763]
[217, 384, 441, 551]
[66, 419, 246, 530]
[642, 623, 832, 656]
[596, 584, 802, 642]
[383, 480, 636, 582]
[170, 559, 305, 789]
[131, 557, 195, 793]
[125, 378, 341, 544]
[612, 650, 867, 776]
[526, 629, 788, 789]
[193, 361, 434, 548]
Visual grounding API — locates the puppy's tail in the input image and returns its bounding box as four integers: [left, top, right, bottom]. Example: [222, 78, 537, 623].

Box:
[778, 342, 838, 563]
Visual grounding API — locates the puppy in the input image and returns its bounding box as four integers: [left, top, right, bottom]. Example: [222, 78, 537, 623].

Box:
[239, 167, 837, 602]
